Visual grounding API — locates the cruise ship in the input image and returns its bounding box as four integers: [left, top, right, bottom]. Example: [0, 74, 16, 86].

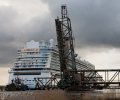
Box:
[8, 39, 95, 89]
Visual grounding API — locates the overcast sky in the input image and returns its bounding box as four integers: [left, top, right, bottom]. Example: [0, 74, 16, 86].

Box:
[1, 0, 120, 85]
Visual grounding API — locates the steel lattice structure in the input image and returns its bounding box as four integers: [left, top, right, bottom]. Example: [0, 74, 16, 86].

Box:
[55, 5, 77, 78]
[33, 5, 120, 90]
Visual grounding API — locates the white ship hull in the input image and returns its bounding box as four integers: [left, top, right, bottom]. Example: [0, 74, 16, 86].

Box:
[8, 40, 95, 89]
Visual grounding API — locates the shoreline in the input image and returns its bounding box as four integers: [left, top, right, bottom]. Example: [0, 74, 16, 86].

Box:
[0, 89, 120, 100]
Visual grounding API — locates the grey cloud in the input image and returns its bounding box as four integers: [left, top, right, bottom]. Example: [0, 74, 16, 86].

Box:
[11, 15, 56, 43]
[1, 0, 120, 66]
[72, 0, 120, 48]
[0, 2, 56, 66]
[0, 45, 16, 64]
[0, 6, 16, 23]
[22, 16, 56, 41]
[0, 6, 18, 65]
[0, 6, 17, 43]
[42, 0, 120, 48]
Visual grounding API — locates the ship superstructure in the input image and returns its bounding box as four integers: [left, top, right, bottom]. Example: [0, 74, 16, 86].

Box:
[8, 39, 95, 89]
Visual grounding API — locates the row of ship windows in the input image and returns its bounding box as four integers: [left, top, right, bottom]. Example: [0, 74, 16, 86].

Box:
[51, 55, 94, 69]
[17, 56, 49, 58]
[50, 63, 59, 67]
[76, 63, 94, 70]
[24, 79, 49, 81]
[17, 52, 39, 54]
[15, 65, 46, 68]
[25, 80, 35, 81]
[16, 59, 48, 62]
[51, 56, 59, 58]
[17, 53, 49, 56]
[17, 56, 49, 59]
[16, 58, 48, 61]
[17, 48, 53, 52]
[51, 55, 59, 59]
[50, 61, 93, 70]
[12, 79, 36, 82]
[51, 58, 59, 61]
[15, 62, 46, 65]
[15, 60, 93, 70]
[77, 61, 95, 68]
[16, 59, 48, 63]
[50, 61, 91, 69]
[20, 61, 47, 63]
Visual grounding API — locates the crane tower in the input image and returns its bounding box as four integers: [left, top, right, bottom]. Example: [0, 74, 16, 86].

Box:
[55, 5, 77, 80]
